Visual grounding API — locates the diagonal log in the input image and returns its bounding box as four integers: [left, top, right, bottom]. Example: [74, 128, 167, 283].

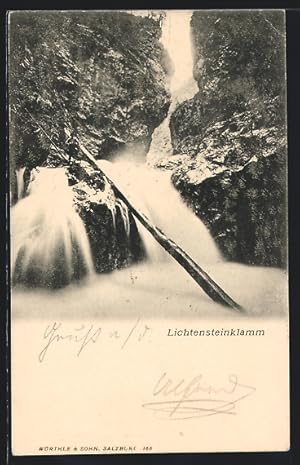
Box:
[79, 145, 244, 312]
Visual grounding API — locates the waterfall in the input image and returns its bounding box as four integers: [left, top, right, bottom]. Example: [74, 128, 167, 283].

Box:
[98, 158, 221, 265]
[15, 167, 26, 200]
[118, 10, 219, 265]
[11, 167, 95, 288]
[10, 11, 288, 317]
[116, 199, 131, 239]
[160, 10, 197, 94]
[11, 10, 220, 291]
[99, 11, 221, 266]
[147, 10, 198, 167]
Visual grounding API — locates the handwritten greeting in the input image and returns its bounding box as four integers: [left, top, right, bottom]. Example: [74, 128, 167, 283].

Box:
[38, 318, 151, 362]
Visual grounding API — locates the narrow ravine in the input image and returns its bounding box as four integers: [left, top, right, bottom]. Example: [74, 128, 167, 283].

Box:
[10, 10, 288, 318]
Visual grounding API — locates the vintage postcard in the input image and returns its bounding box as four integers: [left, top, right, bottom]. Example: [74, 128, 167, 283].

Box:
[9, 9, 289, 455]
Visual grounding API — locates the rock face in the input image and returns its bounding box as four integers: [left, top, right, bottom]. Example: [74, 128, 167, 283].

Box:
[10, 11, 170, 275]
[10, 11, 171, 169]
[65, 160, 146, 274]
[170, 10, 287, 267]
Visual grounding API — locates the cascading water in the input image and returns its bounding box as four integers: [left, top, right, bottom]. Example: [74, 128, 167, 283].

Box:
[11, 10, 218, 294]
[11, 167, 95, 288]
[15, 167, 26, 200]
[147, 10, 198, 166]
[97, 158, 221, 266]
[110, 196, 131, 239]
[11, 11, 288, 317]
[104, 11, 220, 267]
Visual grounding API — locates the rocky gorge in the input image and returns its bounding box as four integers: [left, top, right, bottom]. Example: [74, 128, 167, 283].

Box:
[10, 10, 287, 288]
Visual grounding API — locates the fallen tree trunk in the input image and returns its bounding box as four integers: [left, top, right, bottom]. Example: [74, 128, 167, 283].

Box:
[79, 144, 244, 313]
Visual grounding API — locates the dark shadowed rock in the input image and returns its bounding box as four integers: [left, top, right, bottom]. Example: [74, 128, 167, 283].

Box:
[172, 148, 287, 267]
[9, 11, 171, 175]
[169, 10, 287, 267]
[67, 160, 146, 273]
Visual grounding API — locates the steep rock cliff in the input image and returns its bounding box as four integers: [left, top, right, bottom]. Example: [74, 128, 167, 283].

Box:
[170, 10, 287, 267]
[10, 11, 171, 168]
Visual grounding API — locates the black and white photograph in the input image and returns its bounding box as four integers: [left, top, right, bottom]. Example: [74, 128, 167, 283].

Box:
[8, 9, 290, 455]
